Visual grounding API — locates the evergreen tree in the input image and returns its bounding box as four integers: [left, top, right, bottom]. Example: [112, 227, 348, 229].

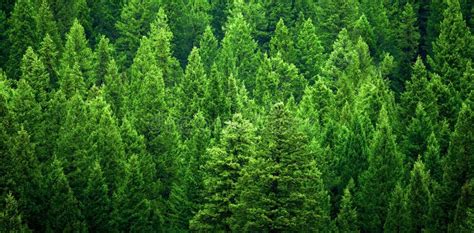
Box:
[231, 103, 330, 232]
[357, 106, 404, 232]
[269, 19, 295, 64]
[218, 10, 259, 92]
[393, 2, 420, 92]
[93, 35, 114, 86]
[103, 59, 123, 118]
[406, 159, 433, 232]
[352, 14, 375, 56]
[315, 0, 360, 50]
[20, 47, 50, 105]
[39, 34, 59, 88]
[429, 0, 473, 90]
[35, 0, 61, 50]
[423, 132, 443, 182]
[450, 179, 474, 232]
[0, 10, 7, 68]
[60, 19, 94, 84]
[384, 184, 409, 232]
[294, 18, 324, 83]
[0, 193, 30, 233]
[335, 179, 358, 233]
[48, 0, 91, 36]
[82, 160, 111, 232]
[191, 114, 256, 232]
[199, 26, 219, 73]
[45, 158, 86, 232]
[115, 0, 160, 67]
[6, 0, 36, 78]
[255, 53, 306, 105]
[441, 93, 474, 227]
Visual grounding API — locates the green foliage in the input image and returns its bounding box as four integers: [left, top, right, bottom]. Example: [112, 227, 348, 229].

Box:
[0, 1, 471, 232]
[231, 103, 330, 232]
[0, 193, 30, 233]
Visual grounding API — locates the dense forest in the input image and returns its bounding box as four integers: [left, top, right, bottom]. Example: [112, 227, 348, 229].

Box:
[0, 0, 473, 232]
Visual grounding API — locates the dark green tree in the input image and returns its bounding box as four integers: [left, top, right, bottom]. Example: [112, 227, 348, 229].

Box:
[38, 34, 59, 87]
[45, 158, 86, 232]
[384, 183, 409, 232]
[35, 0, 61, 50]
[82, 160, 110, 232]
[0, 193, 30, 233]
[115, 0, 160, 67]
[93, 35, 114, 86]
[407, 159, 433, 232]
[6, 0, 36, 78]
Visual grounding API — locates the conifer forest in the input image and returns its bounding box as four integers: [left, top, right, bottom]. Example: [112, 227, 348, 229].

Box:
[0, 0, 473, 232]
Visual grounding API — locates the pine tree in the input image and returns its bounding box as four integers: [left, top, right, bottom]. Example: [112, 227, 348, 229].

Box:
[315, 0, 360, 49]
[103, 59, 123, 118]
[147, 8, 182, 87]
[35, 0, 61, 50]
[191, 114, 256, 232]
[294, 18, 324, 83]
[335, 179, 358, 232]
[115, 0, 160, 67]
[0, 193, 30, 233]
[450, 179, 474, 232]
[203, 64, 226, 121]
[352, 14, 376, 56]
[402, 103, 435, 163]
[357, 106, 404, 232]
[359, 0, 392, 59]
[393, 2, 420, 91]
[199, 26, 219, 73]
[82, 160, 111, 232]
[110, 154, 163, 232]
[45, 158, 86, 232]
[5, 129, 44, 230]
[93, 35, 114, 86]
[400, 57, 438, 122]
[423, 132, 443, 182]
[58, 62, 86, 99]
[6, 0, 36, 78]
[218, 10, 259, 92]
[39, 34, 59, 88]
[85, 94, 125, 194]
[177, 47, 207, 137]
[441, 93, 474, 227]
[60, 19, 94, 84]
[88, 0, 121, 41]
[20, 47, 50, 105]
[429, 0, 473, 90]
[269, 18, 296, 64]
[384, 184, 409, 232]
[232, 103, 330, 232]
[48, 0, 91, 36]
[255, 53, 306, 105]
[406, 159, 433, 232]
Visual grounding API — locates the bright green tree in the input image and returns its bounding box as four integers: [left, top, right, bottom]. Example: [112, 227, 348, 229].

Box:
[60, 19, 94, 84]
[294, 18, 324, 83]
[357, 106, 404, 232]
[335, 179, 358, 233]
[269, 18, 296, 64]
[35, 0, 61, 50]
[429, 0, 473, 90]
[255, 53, 306, 105]
[218, 10, 259, 92]
[39, 34, 59, 87]
[190, 114, 256, 232]
[93, 35, 114, 86]
[407, 159, 433, 232]
[199, 26, 219, 73]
